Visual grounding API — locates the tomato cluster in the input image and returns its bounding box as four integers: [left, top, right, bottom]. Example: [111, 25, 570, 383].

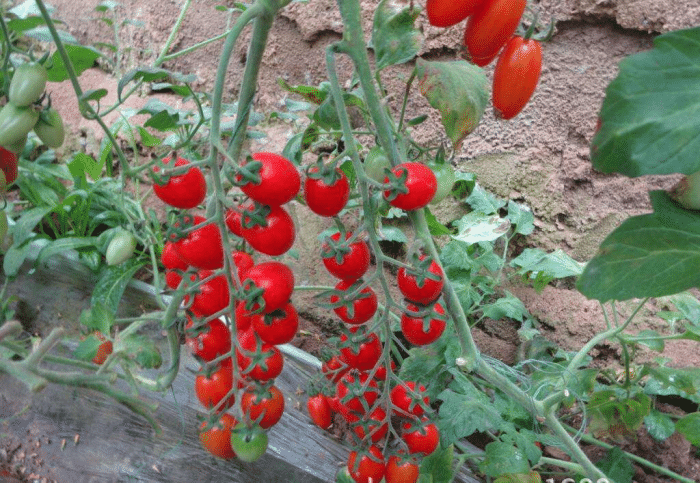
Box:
[426, 0, 543, 120]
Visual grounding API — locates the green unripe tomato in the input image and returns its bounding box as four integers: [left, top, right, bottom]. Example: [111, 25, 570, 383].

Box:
[34, 107, 65, 148]
[106, 230, 137, 266]
[3, 133, 27, 155]
[9, 62, 48, 107]
[0, 103, 40, 147]
[364, 146, 391, 183]
[670, 170, 700, 211]
[428, 162, 456, 205]
[230, 423, 268, 463]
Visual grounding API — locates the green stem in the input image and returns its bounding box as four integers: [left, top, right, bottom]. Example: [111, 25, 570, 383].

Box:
[153, 0, 193, 66]
[537, 456, 585, 474]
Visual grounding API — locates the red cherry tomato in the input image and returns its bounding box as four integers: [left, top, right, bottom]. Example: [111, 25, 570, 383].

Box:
[402, 420, 440, 456]
[492, 36, 543, 120]
[321, 355, 350, 383]
[244, 261, 295, 314]
[241, 385, 285, 429]
[347, 445, 385, 483]
[400, 303, 447, 346]
[92, 332, 112, 365]
[336, 372, 380, 417]
[173, 215, 224, 270]
[185, 317, 231, 362]
[251, 302, 299, 345]
[426, 0, 487, 27]
[331, 280, 378, 325]
[236, 329, 284, 381]
[186, 270, 230, 317]
[237, 152, 300, 206]
[240, 204, 296, 256]
[385, 454, 420, 483]
[353, 406, 388, 443]
[194, 358, 236, 410]
[152, 156, 206, 209]
[322, 232, 371, 281]
[307, 393, 333, 430]
[0, 146, 18, 185]
[397, 255, 443, 305]
[383, 162, 437, 211]
[231, 250, 254, 284]
[304, 166, 350, 217]
[464, 0, 527, 66]
[199, 413, 237, 459]
[339, 329, 382, 372]
[390, 381, 430, 418]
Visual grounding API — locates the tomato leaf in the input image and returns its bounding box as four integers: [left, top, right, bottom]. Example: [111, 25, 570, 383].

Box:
[73, 335, 103, 362]
[371, 0, 422, 71]
[676, 412, 700, 447]
[506, 201, 534, 236]
[121, 334, 163, 369]
[79, 301, 114, 335]
[481, 292, 529, 322]
[592, 27, 700, 176]
[578, 191, 700, 301]
[479, 442, 530, 477]
[416, 59, 488, 150]
[46, 45, 103, 82]
[452, 212, 510, 244]
[644, 409, 676, 442]
[465, 184, 505, 214]
[594, 447, 635, 483]
[92, 260, 144, 313]
[493, 472, 542, 483]
[418, 445, 455, 483]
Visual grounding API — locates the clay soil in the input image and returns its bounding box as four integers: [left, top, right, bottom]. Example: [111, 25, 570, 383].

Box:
[2, 0, 700, 482]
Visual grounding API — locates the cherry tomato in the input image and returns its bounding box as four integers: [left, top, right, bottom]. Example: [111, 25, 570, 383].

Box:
[251, 302, 298, 345]
[307, 393, 333, 430]
[195, 358, 236, 410]
[347, 445, 385, 483]
[304, 166, 350, 217]
[385, 454, 420, 483]
[240, 204, 295, 256]
[230, 423, 269, 462]
[353, 406, 388, 443]
[363, 146, 390, 183]
[92, 332, 113, 365]
[0, 103, 39, 147]
[185, 317, 231, 362]
[173, 215, 224, 270]
[241, 385, 285, 429]
[428, 162, 456, 205]
[464, 0, 527, 66]
[231, 250, 255, 284]
[321, 355, 350, 383]
[384, 162, 437, 211]
[397, 255, 443, 305]
[373, 360, 396, 381]
[162, 241, 188, 289]
[244, 261, 295, 314]
[225, 208, 244, 237]
[426, 0, 487, 27]
[402, 420, 440, 456]
[0, 146, 17, 185]
[391, 381, 430, 417]
[322, 232, 371, 281]
[340, 330, 382, 372]
[401, 303, 446, 346]
[492, 36, 543, 120]
[199, 413, 237, 459]
[336, 372, 380, 417]
[34, 107, 65, 148]
[236, 329, 284, 381]
[105, 230, 137, 266]
[331, 280, 378, 325]
[152, 156, 207, 209]
[9, 62, 47, 107]
[186, 270, 230, 317]
[237, 152, 300, 206]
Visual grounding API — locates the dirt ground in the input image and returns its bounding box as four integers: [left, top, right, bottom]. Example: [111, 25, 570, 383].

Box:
[3, 0, 700, 481]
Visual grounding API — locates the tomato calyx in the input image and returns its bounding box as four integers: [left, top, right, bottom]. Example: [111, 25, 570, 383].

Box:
[382, 164, 411, 200]
[232, 155, 264, 187]
[305, 156, 345, 185]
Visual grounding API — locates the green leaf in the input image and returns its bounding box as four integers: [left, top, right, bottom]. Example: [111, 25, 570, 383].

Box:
[80, 88, 109, 103]
[591, 27, 700, 177]
[35, 237, 99, 267]
[277, 79, 327, 104]
[46, 45, 103, 82]
[506, 201, 534, 235]
[73, 335, 103, 362]
[644, 366, 700, 401]
[425, 208, 453, 236]
[511, 248, 584, 291]
[466, 183, 505, 214]
[121, 334, 162, 369]
[79, 302, 114, 334]
[3, 243, 34, 277]
[437, 372, 501, 446]
[644, 409, 676, 442]
[481, 291, 529, 322]
[628, 329, 665, 352]
[595, 447, 635, 483]
[137, 126, 161, 147]
[371, 0, 422, 71]
[418, 445, 455, 483]
[452, 212, 510, 244]
[577, 191, 700, 301]
[416, 59, 488, 150]
[118, 67, 188, 101]
[10, 206, 52, 246]
[668, 291, 700, 326]
[676, 412, 700, 447]
[377, 225, 408, 243]
[494, 472, 542, 483]
[91, 260, 144, 313]
[479, 442, 530, 477]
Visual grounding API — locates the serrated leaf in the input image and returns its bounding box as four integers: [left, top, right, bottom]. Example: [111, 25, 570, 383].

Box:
[507, 201, 534, 235]
[452, 212, 510, 244]
[630, 329, 665, 352]
[73, 335, 102, 362]
[644, 409, 676, 442]
[121, 334, 162, 369]
[511, 248, 584, 288]
[377, 225, 408, 243]
[371, 0, 422, 71]
[577, 191, 700, 301]
[437, 373, 501, 446]
[47, 45, 103, 82]
[668, 292, 700, 326]
[416, 59, 488, 150]
[137, 126, 161, 147]
[466, 183, 505, 214]
[481, 291, 529, 322]
[278, 79, 327, 104]
[595, 447, 635, 483]
[479, 442, 530, 477]
[419, 445, 455, 483]
[591, 27, 700, 177]
[676, 412, 700, 447]
[79, 302, 114, 334]
[425, 208, 453, 236]
[92, 260, 144, 313]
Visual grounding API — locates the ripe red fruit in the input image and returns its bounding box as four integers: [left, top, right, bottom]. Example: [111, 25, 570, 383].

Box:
[397, 255, 443, 305]
[199, 413, 237, 459]
[339, 330, 382, 372]
[304, 166, 350, 217]
[492, 36, 543, 120]
[0, 146, 18, 185]
[251, 302, 299, 345]
[347, 445, 385, 483]
[426, 0, 487, 28]
[331, 280, 378, 325]
[307, 393, 333, 430]
[241, 385, 285, 429]
[152, 156, 206, 209]
[239, 204, 296, 256]
[384, 162, 437, 211]
[185, 317, 231, 362]
[464, 0, 527, 66]
[391, 381, 430, 418]
[400, 303, 447, 346]
[173, 215, 224, 270]
[402, 420, 440, 456]
[244, 261, 295, 314]
[194, 358, 236, 410]
[237, 152, 300, 206]
[385, 454, 420, 483]
[322, 232, 371, 281]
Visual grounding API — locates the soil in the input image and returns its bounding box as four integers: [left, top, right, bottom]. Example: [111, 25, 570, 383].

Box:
[2, 0, 700, 482]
